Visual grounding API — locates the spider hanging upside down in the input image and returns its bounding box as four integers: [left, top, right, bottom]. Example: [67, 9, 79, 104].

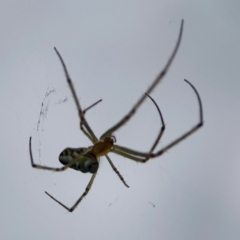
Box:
[29, 20, 203, 212]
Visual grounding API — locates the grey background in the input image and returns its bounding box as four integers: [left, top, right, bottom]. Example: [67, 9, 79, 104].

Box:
[1, 1, 240, 240]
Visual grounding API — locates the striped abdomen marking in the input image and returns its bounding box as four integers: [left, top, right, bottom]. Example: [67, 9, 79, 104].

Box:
[59, 147, 99, 173]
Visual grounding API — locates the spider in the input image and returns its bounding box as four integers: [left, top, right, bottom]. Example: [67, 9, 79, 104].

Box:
[29, 20, 203, 212]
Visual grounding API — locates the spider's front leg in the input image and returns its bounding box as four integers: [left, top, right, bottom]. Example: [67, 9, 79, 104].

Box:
[111, 93, 165, 162]
[111, 79, 203, 162]
[100, 20, 184, 140]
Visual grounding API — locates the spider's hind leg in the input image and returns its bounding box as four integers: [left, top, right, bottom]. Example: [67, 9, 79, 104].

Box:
[29, 137, 91, 172]
[45, 173, 97, 212]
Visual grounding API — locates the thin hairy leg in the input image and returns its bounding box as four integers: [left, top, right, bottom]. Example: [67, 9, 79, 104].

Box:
[111, 79, 203, 162]
[100, 20, 183, 140]
[45, 173, 97, 212]
[54, 47, 98, 143]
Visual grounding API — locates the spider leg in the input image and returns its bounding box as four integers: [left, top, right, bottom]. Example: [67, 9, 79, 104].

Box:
[100, 20, 183, 140]
[111, 149, 146, 162]
[143, 93, 165, 159]
[107, 93, 164, 185]
[149, 79, 203, 158]
[80, 99, 103, 141]
[111, 93, 165, 161]
[111, 79, 203, 162]
[83, 99, 102, 113]
[54, 47, 98, 144]
[29, 137, 91, 171]
[105, 155, 129, 188]
[45, 173, 97, 212]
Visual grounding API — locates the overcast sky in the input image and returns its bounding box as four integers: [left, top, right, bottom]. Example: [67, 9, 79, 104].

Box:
[1, 1, 240, 240]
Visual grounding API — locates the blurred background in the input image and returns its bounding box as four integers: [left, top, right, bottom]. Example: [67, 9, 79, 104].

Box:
[0, 1, 240, 239]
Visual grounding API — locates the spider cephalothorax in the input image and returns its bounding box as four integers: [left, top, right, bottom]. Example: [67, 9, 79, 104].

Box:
[59, 136, 116, 173]
[29, 20, 203, 212]
[92, 136, 116, 157]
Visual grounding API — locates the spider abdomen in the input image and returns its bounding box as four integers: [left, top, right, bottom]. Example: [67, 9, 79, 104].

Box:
[59, 147, 99, 173]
